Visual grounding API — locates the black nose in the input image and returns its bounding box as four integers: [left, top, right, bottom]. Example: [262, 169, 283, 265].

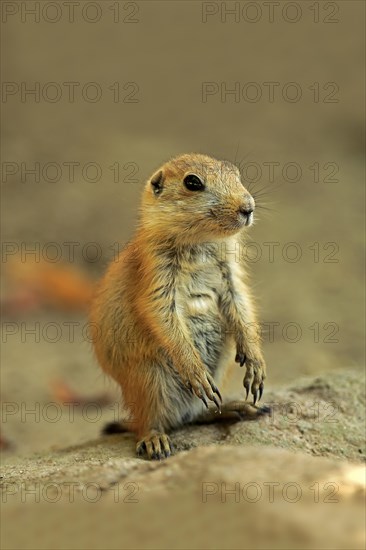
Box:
[239, 207, 254, 216]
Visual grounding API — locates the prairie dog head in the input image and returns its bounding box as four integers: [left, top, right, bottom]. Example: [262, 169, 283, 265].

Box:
[141, 153, 255, 243]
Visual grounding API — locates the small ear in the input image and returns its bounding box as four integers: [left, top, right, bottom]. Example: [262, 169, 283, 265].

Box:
[150, 170, 164, 196]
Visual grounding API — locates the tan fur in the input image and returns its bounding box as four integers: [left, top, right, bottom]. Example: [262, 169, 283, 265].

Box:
[90, 153, 266, 459]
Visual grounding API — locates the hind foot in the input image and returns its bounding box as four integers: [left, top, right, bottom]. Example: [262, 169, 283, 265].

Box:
[136, 431, 174, 460]
[196, 400, 271, 424]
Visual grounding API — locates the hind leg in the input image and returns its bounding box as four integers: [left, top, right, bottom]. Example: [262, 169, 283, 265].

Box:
[195, 400, 271, 424]
[116, 360, 195, 460]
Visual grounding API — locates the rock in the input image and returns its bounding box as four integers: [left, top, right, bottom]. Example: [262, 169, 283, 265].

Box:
[1, 371, 365, 549]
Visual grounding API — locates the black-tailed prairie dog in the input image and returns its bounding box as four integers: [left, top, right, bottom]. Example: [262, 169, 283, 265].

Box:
[90, 153, 267, 459]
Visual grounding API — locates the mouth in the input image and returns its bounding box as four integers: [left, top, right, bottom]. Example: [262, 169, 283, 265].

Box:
[208, 208, 254, 234]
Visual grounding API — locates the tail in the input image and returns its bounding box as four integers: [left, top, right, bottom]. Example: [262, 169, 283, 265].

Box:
[102, 421, 129, 435]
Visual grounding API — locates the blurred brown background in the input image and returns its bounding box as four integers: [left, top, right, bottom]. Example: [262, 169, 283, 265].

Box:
[1, 0, 364, 456]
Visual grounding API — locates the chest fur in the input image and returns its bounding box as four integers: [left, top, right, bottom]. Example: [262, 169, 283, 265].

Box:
[175, 248, 225, 317]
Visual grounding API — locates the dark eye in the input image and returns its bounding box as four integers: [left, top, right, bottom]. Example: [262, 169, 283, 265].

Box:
[183, 174, 205, 191]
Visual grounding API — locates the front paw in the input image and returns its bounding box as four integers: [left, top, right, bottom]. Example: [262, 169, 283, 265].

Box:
[236, 346, 266, 405]
[185, 367, 222, 412]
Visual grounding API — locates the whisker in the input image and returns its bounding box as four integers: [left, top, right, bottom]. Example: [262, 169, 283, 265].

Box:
[235, 150, 256, 172]
[255, 205, 278, 214]
[252, 185, 285, 201]
[256, 204, 276, 211]
[246, 181, 265, 195]
[234, 140, 241, 165]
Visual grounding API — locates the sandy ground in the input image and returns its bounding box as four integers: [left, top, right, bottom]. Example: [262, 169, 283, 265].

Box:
[1, 371, 365, 549]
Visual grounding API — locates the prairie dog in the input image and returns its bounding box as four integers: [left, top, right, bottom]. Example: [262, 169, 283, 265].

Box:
[90, 153, 267, 459]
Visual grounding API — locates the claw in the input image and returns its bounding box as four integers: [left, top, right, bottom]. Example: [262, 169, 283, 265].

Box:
[244, 380, 250, 400]
[136, 434, 173, 460]
[201, 394, 209, 409]
[162, 437, 174, 458]
[258, 405, 271, 415]
[253, 389, 258, 406]
[136, 441, 146, 456]
[214, 385, 222, 402]
[259, 382, 264, 401]
[213, 395, 222, 413]
[207, 376, 222, 403]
